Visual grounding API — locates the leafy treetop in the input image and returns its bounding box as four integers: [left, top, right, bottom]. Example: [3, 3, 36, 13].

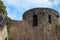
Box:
[0, 0, 7, 14]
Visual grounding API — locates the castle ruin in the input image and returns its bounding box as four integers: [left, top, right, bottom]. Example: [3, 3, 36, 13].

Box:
[9, 8, 59, 40]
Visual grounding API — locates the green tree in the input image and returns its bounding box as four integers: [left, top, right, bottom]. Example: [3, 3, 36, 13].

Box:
[0, 0, 7, 14]
[0, 1, 13, 40]
[0, 0, 12, 25]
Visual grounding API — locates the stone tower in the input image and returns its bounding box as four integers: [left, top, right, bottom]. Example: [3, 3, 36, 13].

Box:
[23, 8, 59, 40]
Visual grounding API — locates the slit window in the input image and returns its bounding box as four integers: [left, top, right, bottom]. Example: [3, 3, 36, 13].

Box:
[33, 14, 38, 26]
[48, 15, 51, 24]
[57, 15, 59, 18]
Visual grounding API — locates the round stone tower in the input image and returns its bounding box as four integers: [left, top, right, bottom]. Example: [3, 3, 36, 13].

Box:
[23, 8, 59, 26]
[23, 8, 59, 40]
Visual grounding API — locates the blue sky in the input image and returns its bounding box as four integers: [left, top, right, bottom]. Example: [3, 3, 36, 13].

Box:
[2, 0, 60, 20]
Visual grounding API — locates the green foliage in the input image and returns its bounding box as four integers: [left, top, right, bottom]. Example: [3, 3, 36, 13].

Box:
[7, 17, 13, 26]
[7, 17, 13, 40]
[7, 26, 12, 40]
[0, 0, 7, 14]
[0, 1, 12, 40]
[0, 0, 12, 25]
[7, 17, 12, 40]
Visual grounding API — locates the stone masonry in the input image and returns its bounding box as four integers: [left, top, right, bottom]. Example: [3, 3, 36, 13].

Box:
[23, 8, 59, 40]
[9, 8, 59, 40]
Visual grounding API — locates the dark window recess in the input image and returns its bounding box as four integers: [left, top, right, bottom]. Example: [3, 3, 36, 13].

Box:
[57, 15, 59, 18]
[5, 37, 7, 40]
[48, 15, 51, 24]
[33, 14, 38, 26]
[43, 13, 45, 16]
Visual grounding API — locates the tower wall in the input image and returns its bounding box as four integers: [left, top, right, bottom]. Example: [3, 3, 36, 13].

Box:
[23, 8, 59, 40]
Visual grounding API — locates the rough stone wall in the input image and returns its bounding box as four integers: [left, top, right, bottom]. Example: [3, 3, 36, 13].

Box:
[23, 8, 59, 25]
[9, 8, 59, 40]
[23, 8, 59, 40]
[9, 20, 33, 40]
[9, 20, 58, 40]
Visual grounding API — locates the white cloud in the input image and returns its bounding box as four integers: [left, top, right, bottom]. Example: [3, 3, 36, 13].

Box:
[2, 0, 19, 5]
[2, 0, 51, 9]
[49, 0, 60, 6]
[2, 0, 60, 10]
[2, 0, 60, 20]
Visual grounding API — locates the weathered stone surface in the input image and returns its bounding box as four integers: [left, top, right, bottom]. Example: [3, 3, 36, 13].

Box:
[23, 8, 59, 40]
[9, 8, 59, 40]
